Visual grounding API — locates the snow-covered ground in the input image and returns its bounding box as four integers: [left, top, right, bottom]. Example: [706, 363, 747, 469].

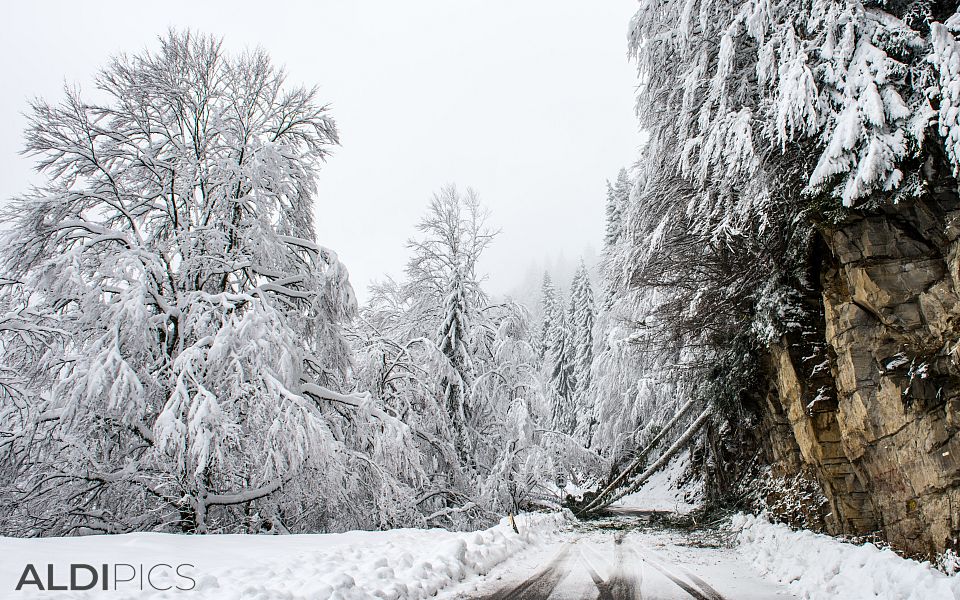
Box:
[734, 513, 960, 600]
[612, 450, 703, 514]
[0, 513, 570, 599]
[608, 451, 960, 599]
[441, 515, 794, 599]
[6, 501, 959, 599]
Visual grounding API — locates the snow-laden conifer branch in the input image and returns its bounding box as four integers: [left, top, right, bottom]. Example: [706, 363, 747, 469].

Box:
[629, 0, 960, 228]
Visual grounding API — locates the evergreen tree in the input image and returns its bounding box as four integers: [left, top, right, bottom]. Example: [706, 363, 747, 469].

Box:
[550, 305, 576, 434]
[537, 272, 576, 433]
[436, 270, 473, 456]
[570, 262, 596, 396]
[602, 169, 633, 310]
[538, 273, 561, 361]
[604, 168, 631, 248]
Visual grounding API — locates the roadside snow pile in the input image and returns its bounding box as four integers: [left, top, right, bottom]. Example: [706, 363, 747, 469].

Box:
[0, 512, 571, 600]
[614, 449, 702, 514]
[733, 513, 960, 600]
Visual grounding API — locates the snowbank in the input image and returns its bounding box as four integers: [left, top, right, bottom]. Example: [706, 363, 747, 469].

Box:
[733, 513, 960, 600]
[0, 512, 571, 599]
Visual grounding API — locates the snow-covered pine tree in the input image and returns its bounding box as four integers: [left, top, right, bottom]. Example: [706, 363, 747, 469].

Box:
[436, 270, 474, 457]
[0, 30, 420, 535]
[604, 168, 631, 248]
[568, 262, 597, 441]
[551, 297, 576, 434]
[569, 261, 596, 395]
[535, 272, 574, 432]
[601, 169, 633, 310]
[537, 273, 561, 361]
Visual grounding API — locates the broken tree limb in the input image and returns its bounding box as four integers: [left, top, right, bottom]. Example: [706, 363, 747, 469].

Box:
[579, 397, 698, 514]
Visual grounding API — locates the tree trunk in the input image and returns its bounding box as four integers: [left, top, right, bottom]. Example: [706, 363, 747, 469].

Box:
[584, 405, 711, 513]
[601, 407, 712, 509]
[581, 398, 698, 513]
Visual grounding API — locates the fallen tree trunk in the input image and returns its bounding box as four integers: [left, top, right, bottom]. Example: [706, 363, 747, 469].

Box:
[582, 405, 712, 513]
[579, 398, 698, 514]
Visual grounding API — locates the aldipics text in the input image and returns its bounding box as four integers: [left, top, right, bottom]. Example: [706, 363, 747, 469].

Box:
[15, 563, 196, 592]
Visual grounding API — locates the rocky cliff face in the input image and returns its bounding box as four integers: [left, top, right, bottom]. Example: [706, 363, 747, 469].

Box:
[763, 193, 960, 557]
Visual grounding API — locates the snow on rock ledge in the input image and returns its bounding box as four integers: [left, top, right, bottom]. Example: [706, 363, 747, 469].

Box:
[733, 513, 960, 600]
[0, 512, 572, 599]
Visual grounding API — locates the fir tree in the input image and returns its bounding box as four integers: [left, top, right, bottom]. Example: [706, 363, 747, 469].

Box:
[550, 305, 576, 434]
[602, 169, 633, 310]
[436, 270, 473, 455]
[537, 272, 576, 433]
[604, 168, 631, 248]
[538, 273, 561, 361]
[570, 261, 596, 396]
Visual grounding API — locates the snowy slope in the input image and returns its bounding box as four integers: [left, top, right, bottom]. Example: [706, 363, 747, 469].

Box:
[734, 513, 960, 600]
[0, 512, 571, 599]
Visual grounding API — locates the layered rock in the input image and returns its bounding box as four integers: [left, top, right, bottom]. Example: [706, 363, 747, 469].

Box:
[766, 195, 960, 557]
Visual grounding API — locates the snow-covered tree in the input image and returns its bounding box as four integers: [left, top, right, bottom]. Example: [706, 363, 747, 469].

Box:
[350, 187, 578, 528]
[628, 0, 960, 233]
[404, 187, 493, 446]
[0, 30, 421, 535]
[550, 306, 576, 434]
[436, 270, 474, 457]
[569, 262, 596, 396]
[535, 273, 575, 433]
[405, 186, 494, 325]
[584, 0, 960, 502]
[537, 273, 561, 361]
[604, 169, 631, 248]
[601, 169, 634, 310]
[0, 280, 60, 407]
[567, 262, 596, 441]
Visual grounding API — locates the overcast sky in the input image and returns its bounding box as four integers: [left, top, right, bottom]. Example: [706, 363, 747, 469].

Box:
[0, 1, 642, 302]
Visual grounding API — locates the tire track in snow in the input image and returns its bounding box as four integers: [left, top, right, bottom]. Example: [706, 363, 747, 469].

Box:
[579, 532, 643, 600]
[610, 534, 643, 600]
[577, 547, 615, 600]
[482, 543, 574, 599]
[627, 543, 727, 600]
[478, 530, 729, 600]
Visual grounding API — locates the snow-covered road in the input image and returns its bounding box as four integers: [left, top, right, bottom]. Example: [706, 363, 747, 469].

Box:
[445, 513, 796, 600]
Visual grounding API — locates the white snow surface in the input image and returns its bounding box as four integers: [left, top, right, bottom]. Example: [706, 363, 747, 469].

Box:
[612, 449, 703, 514]
[0, 512, 571, 599]
[734, 513, 960, 600]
